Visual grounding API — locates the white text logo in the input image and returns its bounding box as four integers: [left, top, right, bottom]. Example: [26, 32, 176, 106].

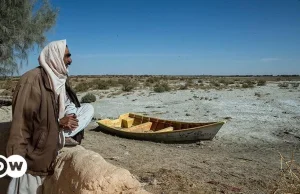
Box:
[0, 155, 27, 178]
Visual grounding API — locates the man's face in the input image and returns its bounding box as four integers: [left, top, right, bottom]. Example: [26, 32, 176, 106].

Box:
[64, 47, 72, 68]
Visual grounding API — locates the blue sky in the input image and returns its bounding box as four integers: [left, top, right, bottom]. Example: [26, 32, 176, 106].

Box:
[24, 0, 300, 75]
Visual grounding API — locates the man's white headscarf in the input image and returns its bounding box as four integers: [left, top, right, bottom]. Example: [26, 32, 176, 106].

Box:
[38, 39, 68, 119]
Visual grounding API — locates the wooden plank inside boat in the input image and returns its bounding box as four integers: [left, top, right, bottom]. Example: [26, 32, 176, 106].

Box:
[121, 118, 134, 128]
[126, 122, 152, 132]
[154, 127, 173, 133]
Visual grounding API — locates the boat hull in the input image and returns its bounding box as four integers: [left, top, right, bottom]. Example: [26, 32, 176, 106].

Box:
[97, 116, 225, 143]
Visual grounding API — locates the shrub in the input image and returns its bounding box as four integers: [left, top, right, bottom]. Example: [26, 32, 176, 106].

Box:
[291, 82, 299, 88]
[106, 79, 119, 87]
[179, 83, 189, 90]
[242, 80, 255, 88]
[278, 82, 289, 88]
[93, 80, 109, 90]
[74, 82, 90, 92]
[210, 81, 220, 87]
[242, 83, 251, 88]
[153, 82, 171, 93]
[81, 93, 96, 103]
[0, 79, 14, 90]
[146, 77, 160, 84]
[186, 79, 193, 86]
[144, 82, 151, 87]
[121, 79, 136, 92]
[219, 79, 227, 84]
[257, 79, 267, 86]
[0, 89, 12, 96]
[228, 80, 235, 84]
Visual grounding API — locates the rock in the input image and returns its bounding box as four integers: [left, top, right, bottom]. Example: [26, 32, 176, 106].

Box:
[43, 146, 149, 194]
[254, 92, 261, 97]
[149, 178, 157, 186]
[186, 113, 191, 116]
[196, 141, 204, 146]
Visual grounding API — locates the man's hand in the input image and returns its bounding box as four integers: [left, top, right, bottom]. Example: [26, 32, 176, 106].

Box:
[59, 114, 79, 130]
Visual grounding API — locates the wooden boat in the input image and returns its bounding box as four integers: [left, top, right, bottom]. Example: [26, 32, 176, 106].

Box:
[96, 113, 226, 143]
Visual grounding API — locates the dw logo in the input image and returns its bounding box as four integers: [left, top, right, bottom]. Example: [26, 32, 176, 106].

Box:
[0, 155, 27, 178]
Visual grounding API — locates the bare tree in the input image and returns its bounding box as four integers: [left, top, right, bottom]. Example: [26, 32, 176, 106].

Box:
[0, 0, 58, 76]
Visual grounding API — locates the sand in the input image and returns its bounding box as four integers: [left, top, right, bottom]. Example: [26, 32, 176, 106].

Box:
[1, 82, 300, 193]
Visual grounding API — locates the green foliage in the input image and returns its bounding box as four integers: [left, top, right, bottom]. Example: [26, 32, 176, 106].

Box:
[153, 82, 171, 93]
[0, 0, 58, 76]
[81, 93, 96, 103]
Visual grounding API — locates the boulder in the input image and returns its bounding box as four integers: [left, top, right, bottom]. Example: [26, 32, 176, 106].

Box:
[43, 146, 149, 194]
[0, 121, 149, 194]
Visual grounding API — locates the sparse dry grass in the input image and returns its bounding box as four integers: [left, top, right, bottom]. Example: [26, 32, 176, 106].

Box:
[1, 75, 299, 93]
[272, 152, 300, 194]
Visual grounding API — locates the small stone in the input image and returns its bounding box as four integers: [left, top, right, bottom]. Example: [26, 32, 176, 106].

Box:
[196, 141, 204, 145]
[186, 113, 191, 116]
[189, 183, 196, 188]
[150, 178, 157, 186]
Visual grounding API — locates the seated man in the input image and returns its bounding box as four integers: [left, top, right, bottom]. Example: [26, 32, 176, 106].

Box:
[62, 86, 94, 146]
[58, 53, 94, 146]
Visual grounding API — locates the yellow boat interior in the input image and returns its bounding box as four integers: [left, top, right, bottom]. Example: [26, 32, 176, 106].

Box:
[97, 113, 216, 133]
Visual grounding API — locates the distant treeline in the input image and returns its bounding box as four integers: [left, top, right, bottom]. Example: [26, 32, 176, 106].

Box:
[1, 74, 299, 79]
[67, 74, 300, 78]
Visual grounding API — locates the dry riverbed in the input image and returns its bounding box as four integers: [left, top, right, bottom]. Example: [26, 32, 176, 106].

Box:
[1, 82, 300, 193]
